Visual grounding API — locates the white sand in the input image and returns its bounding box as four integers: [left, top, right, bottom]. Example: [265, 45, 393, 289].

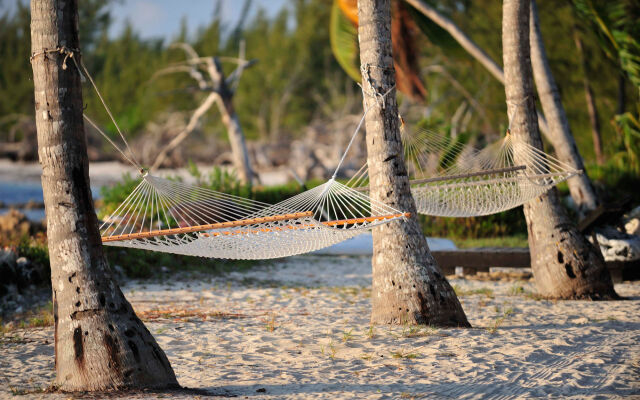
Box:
[1, 255, 639, 399]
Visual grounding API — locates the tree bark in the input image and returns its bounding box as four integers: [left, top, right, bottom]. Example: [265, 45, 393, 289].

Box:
[357, 0, 469, 326]
[502, 0, 617, 299]
[151, 92, 217, 171]
[30, 0, 178, 391]
[208, 57, 254, 185]
[405, 0, 604, 213]
[150, 47, 254, 184]
[573, 31, 604, 165]
[529, 0, 600, 214]
[404, 0, 549, 136]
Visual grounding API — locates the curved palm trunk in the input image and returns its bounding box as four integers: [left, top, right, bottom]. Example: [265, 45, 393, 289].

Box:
[574, 31, 604, 166]
[502, 0, 617, 299]
[529, 0, 599, 213]
[358, 0, 469, 326]
[404, 0, 548, 135]
[405, 0, 602, 213]
[31, 0, 178, 390]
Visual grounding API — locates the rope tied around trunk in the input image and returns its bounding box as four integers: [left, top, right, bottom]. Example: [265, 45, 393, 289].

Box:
[31, 45, 143, 171]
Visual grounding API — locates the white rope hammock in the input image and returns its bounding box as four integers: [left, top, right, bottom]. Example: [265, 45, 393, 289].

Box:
[73, 48, 409, 260]
[348, 123, 581, 217]
[100, 174, 408, 259]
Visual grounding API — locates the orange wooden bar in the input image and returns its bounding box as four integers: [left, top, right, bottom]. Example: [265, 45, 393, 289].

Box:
[102, 212, 411, 242]
[201, 212, 412, 237]
[101, 211, 313, 243]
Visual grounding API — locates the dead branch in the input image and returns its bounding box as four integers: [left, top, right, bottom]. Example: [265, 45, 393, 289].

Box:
[149, 42, 256, 184]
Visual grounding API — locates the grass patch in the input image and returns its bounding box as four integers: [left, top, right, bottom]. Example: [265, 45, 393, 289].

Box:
[342, 328, 354, 343]
[486, 306, 514, 334]
[262, 312, 278, 332]
[508, 284, 526, 295]
[365, 325, 376, 339]
[1, 301, 54, 333]
[454, 235, 528, 249]
[320, 339, 338, 359]
[391, 349, 420, 359]
[452, 285, 494, 298]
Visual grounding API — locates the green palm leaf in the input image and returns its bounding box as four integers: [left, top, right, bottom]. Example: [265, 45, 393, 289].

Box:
[329, 0, 361, 82]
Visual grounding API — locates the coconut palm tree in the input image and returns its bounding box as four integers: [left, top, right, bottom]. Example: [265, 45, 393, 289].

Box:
[30, 0, 177, 390]
[501, 0, 618, 299]
[357, 0, 469, 326]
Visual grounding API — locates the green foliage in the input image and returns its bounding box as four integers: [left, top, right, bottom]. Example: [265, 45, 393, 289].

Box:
[0, 0, 350, 145]
[0, 3, 34, 120]
[573, 0, 640, 88]
[404, 1, 463, 57]
[454, 235, 528, 249]
[329, 0, 361, 82]
[189, 162, 253, 198]
[611, 105, 640, 175]
[0, 234, 51, 287]
[588, 161, 640, 205]
[98, 173, 141, 218]
[419, 207, 527, 240]
[15, 236, 50, 272]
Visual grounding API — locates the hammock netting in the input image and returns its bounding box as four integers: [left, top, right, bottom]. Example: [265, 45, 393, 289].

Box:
[100, 174, 408, 259]
[348, 125, 580, 217]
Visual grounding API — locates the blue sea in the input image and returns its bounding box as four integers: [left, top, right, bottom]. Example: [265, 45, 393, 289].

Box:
[0, 181, 99, 221]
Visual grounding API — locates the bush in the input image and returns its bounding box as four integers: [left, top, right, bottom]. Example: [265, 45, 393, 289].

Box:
[419, 207, 527, 240]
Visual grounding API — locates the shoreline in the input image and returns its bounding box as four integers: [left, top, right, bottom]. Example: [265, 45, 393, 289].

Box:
[0, 159, 293, 188]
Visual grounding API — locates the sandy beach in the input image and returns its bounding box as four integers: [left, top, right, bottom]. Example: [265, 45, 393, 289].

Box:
[1, 255, 638, 399]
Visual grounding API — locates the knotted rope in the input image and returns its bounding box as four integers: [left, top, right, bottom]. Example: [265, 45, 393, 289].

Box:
[31, 46, 143, 171]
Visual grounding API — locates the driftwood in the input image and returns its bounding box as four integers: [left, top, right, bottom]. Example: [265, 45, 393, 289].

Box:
[150, 42, 256, 184]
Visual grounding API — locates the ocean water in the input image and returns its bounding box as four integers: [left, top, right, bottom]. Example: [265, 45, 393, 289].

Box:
[0, 181, 99, 221]
[0, 181, 44, 204]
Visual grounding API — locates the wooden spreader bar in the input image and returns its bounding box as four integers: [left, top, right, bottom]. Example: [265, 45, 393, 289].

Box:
[352, 165, 527, 191]
[102, 212, 411, 242]
[101, 211, 313, 243]
[323, 212, 410, 227]
[201, 212, 411, 237]
[409, 165, 527, 185]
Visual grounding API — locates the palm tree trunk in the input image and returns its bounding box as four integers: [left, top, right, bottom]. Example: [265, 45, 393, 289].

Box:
[31, 0, 178, 390]
[404, 0, 549, 135]
[573, 31, 604, 165]
[357, 0, 469, 326]
[502, 0, 617, 299]
[405, 0, 603, 213]
[529, 0, 599, 213]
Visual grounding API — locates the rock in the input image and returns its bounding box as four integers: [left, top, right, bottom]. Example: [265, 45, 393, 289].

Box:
[15, 256, 44, 287]
[625, 218, 640, 236]
[592, 226, 640, 262]
[0, 209, 34, 239]
[0, 248, 17, 266]
[0, 249, 18, 297]
[623, 206, 640, 236]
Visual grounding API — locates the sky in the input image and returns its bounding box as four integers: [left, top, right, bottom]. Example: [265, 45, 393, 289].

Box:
[108, 0, 289, 40]
[1, 0, 289, 40]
